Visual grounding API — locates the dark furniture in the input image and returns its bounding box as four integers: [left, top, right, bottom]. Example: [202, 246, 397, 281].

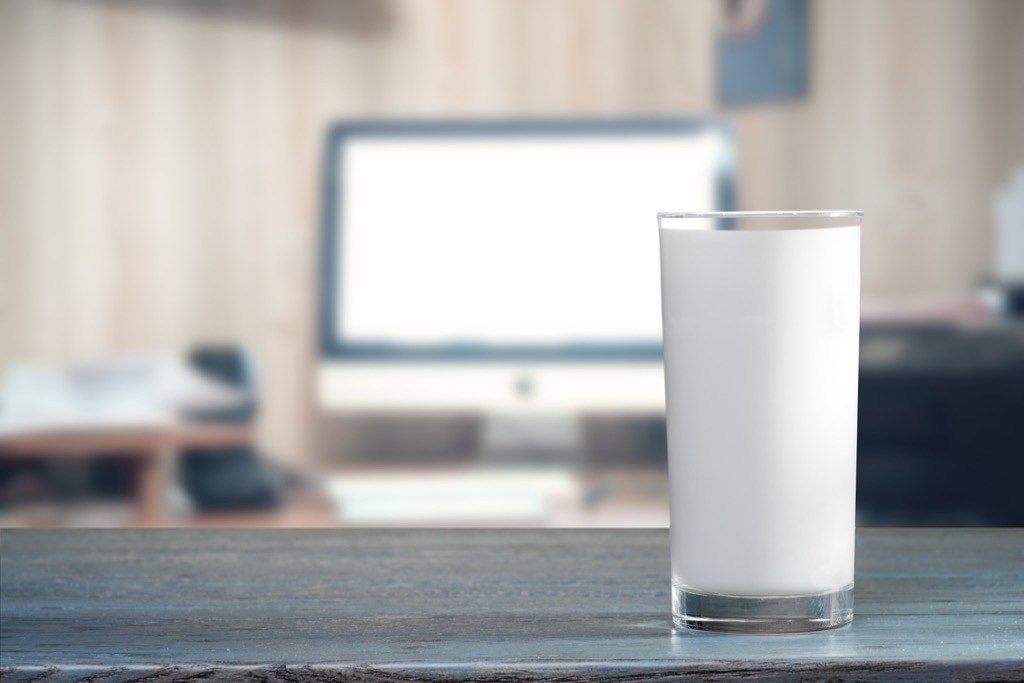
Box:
[858, 322, 1024, 525]
[0, 425, 251, 525]
[2, 529, 1022, 681]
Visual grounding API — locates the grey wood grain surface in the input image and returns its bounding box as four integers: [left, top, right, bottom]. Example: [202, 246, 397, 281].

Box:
[1, 529, 1022, 681]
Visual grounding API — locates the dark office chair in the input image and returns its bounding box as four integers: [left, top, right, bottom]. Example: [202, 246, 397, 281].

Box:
[180, 345, 281, 511]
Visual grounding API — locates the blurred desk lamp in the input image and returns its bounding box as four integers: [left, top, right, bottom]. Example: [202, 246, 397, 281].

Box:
[317, 119, 734, 460]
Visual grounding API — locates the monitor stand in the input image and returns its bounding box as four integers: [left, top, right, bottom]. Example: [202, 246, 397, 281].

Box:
[479, 413, 586, 466]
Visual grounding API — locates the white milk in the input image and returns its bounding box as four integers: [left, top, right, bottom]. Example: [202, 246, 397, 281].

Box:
[660, 225, 859, 596]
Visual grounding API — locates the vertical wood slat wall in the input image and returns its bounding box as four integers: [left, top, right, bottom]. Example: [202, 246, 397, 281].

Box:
[1, 0, 1022, 464]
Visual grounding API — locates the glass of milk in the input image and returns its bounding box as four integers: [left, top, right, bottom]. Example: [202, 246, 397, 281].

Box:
[658, 211, 861, 633]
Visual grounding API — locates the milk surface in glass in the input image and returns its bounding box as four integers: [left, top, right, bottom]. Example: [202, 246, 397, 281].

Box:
[659, 222, 859, 598]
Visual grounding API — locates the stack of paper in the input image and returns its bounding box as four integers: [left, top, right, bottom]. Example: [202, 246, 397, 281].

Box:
[0, 355, 246, 437]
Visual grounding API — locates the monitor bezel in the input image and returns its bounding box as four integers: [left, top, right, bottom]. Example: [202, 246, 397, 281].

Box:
[319, 118, 735, 361]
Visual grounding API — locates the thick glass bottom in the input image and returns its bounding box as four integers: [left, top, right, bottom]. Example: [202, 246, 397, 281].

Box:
[672, 583, 853, 633]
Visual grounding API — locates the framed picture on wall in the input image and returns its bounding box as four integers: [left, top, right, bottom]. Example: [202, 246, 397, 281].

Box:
[716, 0, 809, 106]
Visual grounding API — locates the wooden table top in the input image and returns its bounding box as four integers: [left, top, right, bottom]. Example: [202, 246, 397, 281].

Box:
[1, 529, 1022, 681]
[0, 423, 252, 457]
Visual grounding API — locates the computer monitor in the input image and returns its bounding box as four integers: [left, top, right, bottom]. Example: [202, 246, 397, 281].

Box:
[318, 119, 733, 420]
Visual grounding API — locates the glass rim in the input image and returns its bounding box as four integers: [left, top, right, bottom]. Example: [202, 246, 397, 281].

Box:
[657, 210, 863, 220]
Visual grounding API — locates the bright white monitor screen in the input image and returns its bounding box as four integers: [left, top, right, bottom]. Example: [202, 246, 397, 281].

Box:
[333, 127, 726, 352]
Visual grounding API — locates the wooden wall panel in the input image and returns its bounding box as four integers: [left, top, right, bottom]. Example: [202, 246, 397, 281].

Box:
[0, 0, 1021, 464]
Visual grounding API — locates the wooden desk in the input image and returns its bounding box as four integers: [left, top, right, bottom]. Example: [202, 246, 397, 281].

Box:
[1, 529, 1022, 681]
[0, 424, 251, 525]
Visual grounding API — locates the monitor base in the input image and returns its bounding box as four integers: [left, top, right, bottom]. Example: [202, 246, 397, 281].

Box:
[479, 413, 586, 466]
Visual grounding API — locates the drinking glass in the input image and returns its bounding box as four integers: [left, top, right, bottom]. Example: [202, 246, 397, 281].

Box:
[658, 211, 861, 633]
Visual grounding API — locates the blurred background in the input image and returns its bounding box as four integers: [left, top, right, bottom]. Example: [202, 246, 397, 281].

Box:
[1, 0, 1023, 528]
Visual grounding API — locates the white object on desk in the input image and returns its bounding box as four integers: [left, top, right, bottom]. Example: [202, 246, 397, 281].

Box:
[995, 167, 1024, 282]
[325, 468, 580, 524]
[0, 355, 246, 438]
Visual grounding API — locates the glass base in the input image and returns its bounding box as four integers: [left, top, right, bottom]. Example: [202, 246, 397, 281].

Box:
[672, 583, 853, 633]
